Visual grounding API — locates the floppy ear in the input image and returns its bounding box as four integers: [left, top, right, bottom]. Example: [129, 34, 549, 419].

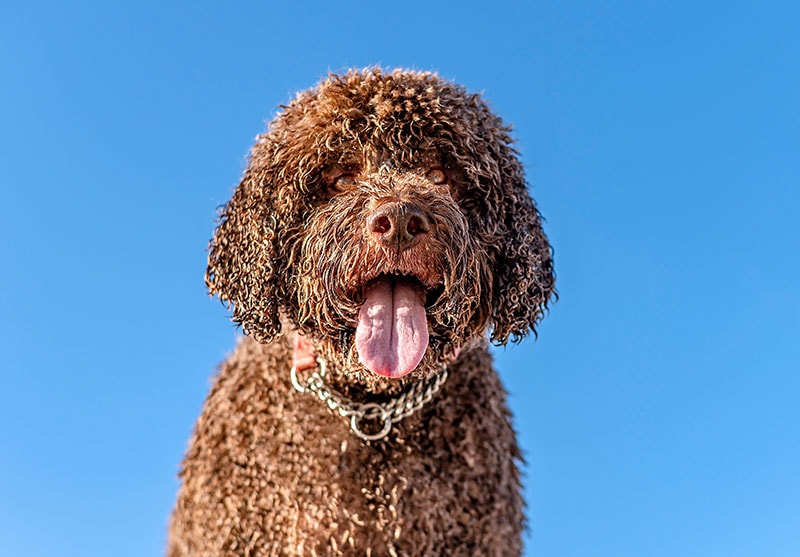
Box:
[488, 148, 556, 345]
[205, 164, 283, 343]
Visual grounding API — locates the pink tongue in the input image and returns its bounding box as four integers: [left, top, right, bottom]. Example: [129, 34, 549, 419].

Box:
[355, 278, 429, 378]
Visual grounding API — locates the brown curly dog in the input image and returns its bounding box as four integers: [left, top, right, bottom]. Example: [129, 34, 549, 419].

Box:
[168, 68, 555, 556]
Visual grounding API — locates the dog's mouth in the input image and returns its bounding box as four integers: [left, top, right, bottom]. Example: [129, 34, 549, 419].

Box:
[354, 272, 440, 379]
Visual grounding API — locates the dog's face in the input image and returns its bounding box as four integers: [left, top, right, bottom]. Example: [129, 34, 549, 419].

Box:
[206, 68, 554, 385]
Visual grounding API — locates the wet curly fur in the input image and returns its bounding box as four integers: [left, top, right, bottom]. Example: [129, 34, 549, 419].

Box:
[169, 68, 555, 556]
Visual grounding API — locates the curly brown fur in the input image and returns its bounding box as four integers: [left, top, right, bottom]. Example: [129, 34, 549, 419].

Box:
[170, 68, 555, 556]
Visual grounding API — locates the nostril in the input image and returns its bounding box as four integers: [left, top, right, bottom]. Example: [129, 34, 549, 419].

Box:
[406, 214, 429, 236]
[371, 214, 392, 235]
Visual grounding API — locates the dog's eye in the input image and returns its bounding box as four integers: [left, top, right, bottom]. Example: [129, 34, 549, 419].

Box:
[330, 174, 356, 192]
[426, 168, 447, 185]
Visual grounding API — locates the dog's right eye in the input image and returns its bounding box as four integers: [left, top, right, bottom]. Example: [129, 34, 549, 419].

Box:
[329, 174, 356, 193]
[321, 166, 359, 198]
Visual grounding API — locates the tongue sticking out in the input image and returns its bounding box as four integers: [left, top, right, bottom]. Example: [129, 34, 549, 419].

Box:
[355, 277, 429, 378]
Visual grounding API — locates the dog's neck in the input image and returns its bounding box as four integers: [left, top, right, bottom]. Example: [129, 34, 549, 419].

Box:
[289, 330, 450, 441]
[291, 331, 395, 398]
[290, 330, 461, 392]
[291, 332, 318, 374]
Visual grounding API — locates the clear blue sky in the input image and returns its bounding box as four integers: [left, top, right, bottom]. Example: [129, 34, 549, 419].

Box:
[1, 1, 798, 556]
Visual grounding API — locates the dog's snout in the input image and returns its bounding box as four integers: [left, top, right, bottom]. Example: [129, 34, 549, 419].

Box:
[368, 202, 431, 250]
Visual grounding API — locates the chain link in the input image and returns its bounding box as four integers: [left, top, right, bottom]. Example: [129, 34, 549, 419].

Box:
[290, 358, 449, 441]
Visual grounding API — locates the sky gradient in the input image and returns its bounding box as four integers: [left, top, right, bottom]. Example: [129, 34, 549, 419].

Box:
[1, 1, 798, 556]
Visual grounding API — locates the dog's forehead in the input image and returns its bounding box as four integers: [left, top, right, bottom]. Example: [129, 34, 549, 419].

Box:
[277, 73, 478, 159]
[365, 146, 443, 173]
[325, 143, 444, 175]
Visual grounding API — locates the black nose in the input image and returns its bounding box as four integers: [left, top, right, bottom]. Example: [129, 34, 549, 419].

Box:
[367, 201, 431, 250]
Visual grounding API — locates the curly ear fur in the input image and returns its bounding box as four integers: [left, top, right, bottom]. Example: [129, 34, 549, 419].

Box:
[205, 102, 331, 341]
[205, 162, 283, 343]
[488, 155, 556, 344]
[430, 89, 555, 344]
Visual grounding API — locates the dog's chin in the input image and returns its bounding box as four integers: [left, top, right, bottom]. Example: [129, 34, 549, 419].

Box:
[311, 335, 452, 394]
[358, 347, 447, 392]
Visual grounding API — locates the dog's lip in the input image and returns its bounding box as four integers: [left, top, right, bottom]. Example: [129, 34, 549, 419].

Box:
[362, 273, 424, 291]
[359, 272, 442, 308]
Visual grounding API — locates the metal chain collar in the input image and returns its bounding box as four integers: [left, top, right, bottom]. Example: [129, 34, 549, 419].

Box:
[290, 358, 449, 441]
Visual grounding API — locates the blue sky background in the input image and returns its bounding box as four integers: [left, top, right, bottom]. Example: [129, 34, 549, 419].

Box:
[1, 1, 798, 556]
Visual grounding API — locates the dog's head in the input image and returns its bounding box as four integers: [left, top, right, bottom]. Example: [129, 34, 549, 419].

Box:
[206, 68, 555, 385]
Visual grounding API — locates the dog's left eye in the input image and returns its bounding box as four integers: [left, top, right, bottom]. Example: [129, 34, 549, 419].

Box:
[426, 168, 447, 185]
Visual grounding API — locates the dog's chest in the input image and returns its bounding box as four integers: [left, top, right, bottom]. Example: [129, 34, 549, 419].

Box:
[184, 339, 523, 555]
